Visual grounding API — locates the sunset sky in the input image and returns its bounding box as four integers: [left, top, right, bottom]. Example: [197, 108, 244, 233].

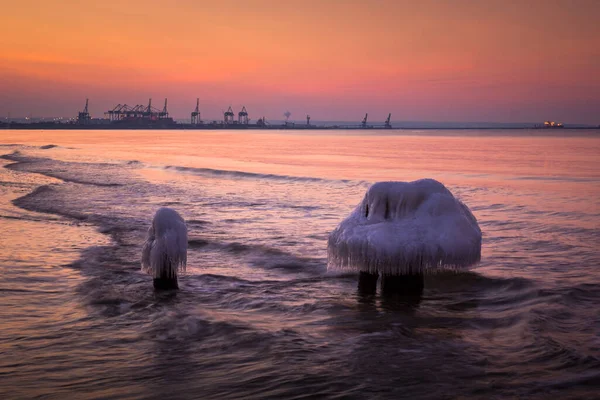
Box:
[1, 0, 599, 123]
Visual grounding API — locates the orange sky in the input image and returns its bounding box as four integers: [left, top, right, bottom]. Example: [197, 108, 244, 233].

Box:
[1, 0, 599, 123]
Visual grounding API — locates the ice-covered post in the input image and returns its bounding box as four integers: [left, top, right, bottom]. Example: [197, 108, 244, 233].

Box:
[141, 207, 188, 290]
[327, 179, 482, 296]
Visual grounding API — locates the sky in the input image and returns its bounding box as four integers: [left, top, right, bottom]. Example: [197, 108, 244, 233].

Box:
[1, 0, 599, 124]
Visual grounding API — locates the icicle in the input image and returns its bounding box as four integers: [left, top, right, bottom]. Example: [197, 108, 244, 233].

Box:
[328, 179, 481, 276]
[141, 207, 188, 288]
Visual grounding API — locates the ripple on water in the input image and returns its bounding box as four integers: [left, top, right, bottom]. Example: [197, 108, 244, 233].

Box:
[1, 138, 599, 399]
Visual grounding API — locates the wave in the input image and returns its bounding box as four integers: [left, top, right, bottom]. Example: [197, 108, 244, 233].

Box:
[13, 185, 89, 221]
[2, 148, 366, 188]
[2, 153, 132, 187]
[188, 237, 326, 273]
[512, 175, 599, 183]
[162, 165, 361, 185]
[189, 237, 292, 257]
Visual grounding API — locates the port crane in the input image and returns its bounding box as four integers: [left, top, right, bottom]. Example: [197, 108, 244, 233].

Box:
[191, 98, 201, 125]
[78, 99, 91, 125]
[238, 106, 249, 124]
[105, 99, 172, 122]
[106, 104, 125, 121]
[361, 113, 368, 128]
[385, 113, 392, 129]
[159, 99, 169, 119]
[224, 106, 235, 124]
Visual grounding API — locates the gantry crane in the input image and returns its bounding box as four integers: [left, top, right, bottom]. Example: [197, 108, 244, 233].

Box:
[238, 106, 249, 124]
[224, 106, 235, 124]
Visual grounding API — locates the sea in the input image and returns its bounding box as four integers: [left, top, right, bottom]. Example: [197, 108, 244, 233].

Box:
[0, 129, 598, 399]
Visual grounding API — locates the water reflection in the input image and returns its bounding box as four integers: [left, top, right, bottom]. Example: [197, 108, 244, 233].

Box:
[1, 133, 598, 399]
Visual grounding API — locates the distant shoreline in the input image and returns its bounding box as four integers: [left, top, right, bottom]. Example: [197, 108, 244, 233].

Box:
[2, 122, 599, 131]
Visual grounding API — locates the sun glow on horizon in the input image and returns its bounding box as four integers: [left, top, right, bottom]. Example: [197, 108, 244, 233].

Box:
[1, 0, 599, 123]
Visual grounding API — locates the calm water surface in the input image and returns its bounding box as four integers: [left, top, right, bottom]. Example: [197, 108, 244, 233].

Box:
[0, 129, 599, 399]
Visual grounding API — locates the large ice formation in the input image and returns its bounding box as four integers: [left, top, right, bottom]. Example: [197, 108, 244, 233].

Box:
[327, 179, 481, 276]
[141, 207, 188, 281]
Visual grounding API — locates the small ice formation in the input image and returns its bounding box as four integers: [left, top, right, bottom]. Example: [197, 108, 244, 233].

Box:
[141, 207, 188, 290]
[328, 179, 481, 295]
